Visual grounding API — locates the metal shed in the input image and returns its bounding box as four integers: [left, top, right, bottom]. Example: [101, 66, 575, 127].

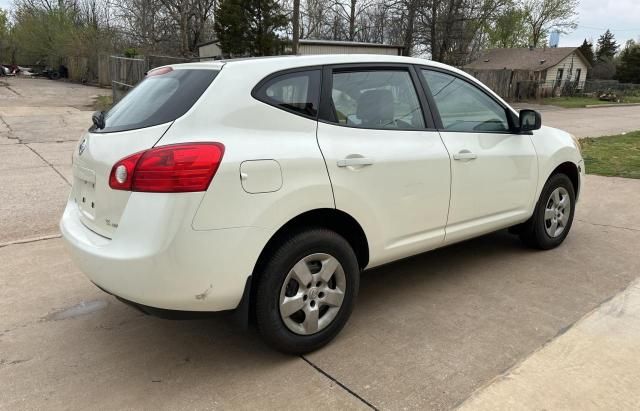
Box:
[197, 39, 404, 60]
[198, 40, 223, 60]
[298, 40, 404, 56]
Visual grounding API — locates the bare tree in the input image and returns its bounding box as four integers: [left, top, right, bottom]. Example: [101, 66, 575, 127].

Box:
[522, 0, 578, 46]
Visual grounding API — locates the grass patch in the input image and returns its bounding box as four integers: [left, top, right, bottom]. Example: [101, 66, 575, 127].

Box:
[543, 95, 640, 108]
[581, 131, 640, 179]
[93, 95, 113, 112]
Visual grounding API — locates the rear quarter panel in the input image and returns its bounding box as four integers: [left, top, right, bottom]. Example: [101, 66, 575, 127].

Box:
[156, 63, 334, 232]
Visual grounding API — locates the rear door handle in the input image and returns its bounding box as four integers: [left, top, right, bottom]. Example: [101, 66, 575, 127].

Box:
[337, 157, 374, 167]
[452, 150, 477, 161]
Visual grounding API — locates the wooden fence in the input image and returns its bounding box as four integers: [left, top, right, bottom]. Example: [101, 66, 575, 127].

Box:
[62, 54, 192, 100]
[98, 55, 110, 87]
[109, 55, 192, 103]
[66, 54, 112, 87]
[110, 56, 147, 103]
[464, 69, 544, 101]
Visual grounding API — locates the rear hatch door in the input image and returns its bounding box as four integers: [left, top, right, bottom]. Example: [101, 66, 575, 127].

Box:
[71, 66, 220, 238]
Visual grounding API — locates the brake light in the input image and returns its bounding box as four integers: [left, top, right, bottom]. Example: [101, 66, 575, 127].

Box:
[147, 66, 173, 77]
[109, 143, 225, 193]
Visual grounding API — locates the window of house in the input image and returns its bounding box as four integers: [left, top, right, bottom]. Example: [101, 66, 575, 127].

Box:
[421, 69, 510, 133]
[254, 70, 321, 118]
[330, 70, 425, 129]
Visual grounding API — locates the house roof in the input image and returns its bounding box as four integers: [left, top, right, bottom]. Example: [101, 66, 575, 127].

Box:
[464, 47, 592, 71]
[197, 39, 220, 48]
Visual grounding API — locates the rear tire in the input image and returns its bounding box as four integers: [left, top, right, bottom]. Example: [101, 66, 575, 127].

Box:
[255, 228, 359, 354]
[520, 173, 576, 249]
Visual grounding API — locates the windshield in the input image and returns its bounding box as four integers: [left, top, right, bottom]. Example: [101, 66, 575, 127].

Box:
[93, 68, 218, 133]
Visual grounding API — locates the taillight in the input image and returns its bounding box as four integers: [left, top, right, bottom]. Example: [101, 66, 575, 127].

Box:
[108, 152, 142, 191]
[109, 143, 225, 193]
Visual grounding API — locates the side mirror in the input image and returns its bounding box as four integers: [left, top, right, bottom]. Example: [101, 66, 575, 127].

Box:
[519, 109, 541, 132]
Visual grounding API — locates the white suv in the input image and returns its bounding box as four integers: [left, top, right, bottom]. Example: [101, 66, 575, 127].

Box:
[60, 55, 584, 353]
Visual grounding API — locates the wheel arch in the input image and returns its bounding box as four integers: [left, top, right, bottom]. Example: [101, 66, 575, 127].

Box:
[253, 208, 370, 274]
[548, 161, 580, 199]
[240, 208, 369, 324]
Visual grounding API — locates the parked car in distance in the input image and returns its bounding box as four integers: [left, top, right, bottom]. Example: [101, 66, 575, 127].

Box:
[60, 55, 584, 354]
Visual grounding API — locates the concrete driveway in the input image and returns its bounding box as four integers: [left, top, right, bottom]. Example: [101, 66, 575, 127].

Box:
[513, 102, 640, 138]
[1, 78, 640, 410]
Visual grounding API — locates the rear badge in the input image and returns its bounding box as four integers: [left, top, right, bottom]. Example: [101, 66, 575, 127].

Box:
[79, 138, 87, 156]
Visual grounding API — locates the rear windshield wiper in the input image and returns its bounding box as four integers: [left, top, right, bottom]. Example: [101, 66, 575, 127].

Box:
[92, 111, 105, 130]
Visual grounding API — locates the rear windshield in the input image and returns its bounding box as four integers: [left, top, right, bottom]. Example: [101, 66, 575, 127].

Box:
[93, 69, 218, 133]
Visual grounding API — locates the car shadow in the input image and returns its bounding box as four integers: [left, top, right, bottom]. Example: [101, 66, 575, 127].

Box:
[88, 229, 530, 357]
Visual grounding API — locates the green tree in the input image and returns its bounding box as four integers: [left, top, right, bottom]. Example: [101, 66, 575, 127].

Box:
[0, 8, 8, 37]
[10, 7, 77, 65]
[596, 29, 619, 62]
[578, 38, 595, 65]
[214, 0, 287, 57]
[0, 8, 10, 62]
[486, 5, 530, 48]
[616, 40, 640, 84]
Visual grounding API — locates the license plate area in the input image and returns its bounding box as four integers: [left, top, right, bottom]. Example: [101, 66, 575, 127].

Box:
[73, 166, 97, 219]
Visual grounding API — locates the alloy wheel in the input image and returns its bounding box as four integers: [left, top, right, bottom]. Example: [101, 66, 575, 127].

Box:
[544, 186, 571, 238]
[279, 253, 346, 335]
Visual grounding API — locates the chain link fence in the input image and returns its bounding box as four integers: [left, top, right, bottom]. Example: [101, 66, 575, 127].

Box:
[511, 79, 640, 101]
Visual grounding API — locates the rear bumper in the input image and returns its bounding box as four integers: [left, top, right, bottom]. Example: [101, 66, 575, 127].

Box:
[60, 195, 271, 311]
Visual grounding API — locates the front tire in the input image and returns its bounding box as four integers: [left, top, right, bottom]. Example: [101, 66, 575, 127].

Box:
[255, 229, 360, 354]
[520, 173, 576, 249]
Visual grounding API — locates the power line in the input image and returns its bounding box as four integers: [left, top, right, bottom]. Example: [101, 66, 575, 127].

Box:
[575, 25, 639, 32]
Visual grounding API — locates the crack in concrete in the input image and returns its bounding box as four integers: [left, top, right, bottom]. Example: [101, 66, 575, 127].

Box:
[0, 358, 30, 367]
[0, 234, 62, 249]
[301, 355, 378, 410]
[0, 114, 19, 142]
[24, 143, 71, 186]
[0, 115, 13, 131]
[5, 86, 21, 96]
[575, 219, 640, 233]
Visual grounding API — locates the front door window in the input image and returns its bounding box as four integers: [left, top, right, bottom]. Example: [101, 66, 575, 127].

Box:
[420, 69, 509, 132]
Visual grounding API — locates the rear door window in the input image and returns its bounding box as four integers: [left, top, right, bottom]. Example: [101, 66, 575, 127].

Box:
[330, 70, 425, 129]
[253, 70, 321, 118]
[94, 68, 218, 133]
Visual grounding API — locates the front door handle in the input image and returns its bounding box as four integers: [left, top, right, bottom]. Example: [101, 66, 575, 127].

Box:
[337, 157, 374, 167]
[452, 150, 477, 161]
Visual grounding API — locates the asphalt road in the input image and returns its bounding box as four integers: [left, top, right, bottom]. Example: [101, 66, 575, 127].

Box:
[1, 77, 640, 410]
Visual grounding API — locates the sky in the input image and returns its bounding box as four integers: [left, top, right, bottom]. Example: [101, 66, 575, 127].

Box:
[561, 0, 640, 47]
[1, 0, 638, 48]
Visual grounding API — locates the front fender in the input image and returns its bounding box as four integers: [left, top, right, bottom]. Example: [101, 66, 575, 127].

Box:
[530, 126, 583, 201]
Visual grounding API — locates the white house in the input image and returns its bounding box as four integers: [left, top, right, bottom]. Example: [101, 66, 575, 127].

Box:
[465, 47, 592, 96]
